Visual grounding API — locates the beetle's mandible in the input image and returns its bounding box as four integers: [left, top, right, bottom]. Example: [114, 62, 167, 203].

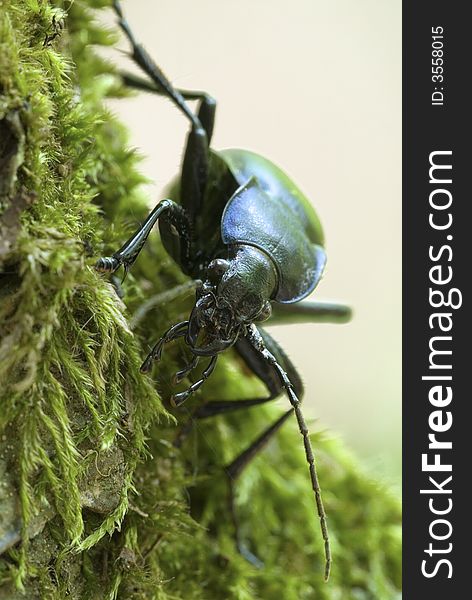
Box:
[96, 0, 351, 582]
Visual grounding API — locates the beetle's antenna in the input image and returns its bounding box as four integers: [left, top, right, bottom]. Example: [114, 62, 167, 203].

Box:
[246, 325, 331, 581]
[276, 366, 331, 582]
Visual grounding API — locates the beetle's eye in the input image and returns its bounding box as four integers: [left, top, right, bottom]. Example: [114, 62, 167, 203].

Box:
[254, 301, 272, 323]
[207, 258, 230, 283]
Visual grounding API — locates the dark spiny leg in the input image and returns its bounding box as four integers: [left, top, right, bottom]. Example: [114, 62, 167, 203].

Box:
[192, 396, 278, 419]
[190, 93, 216, 145]
[245, 324, 331, 582]
[110, 274, 125, 298]
[171, 355, 218, 407]
[227, 477, 264, 568]
[225, 408, 294, 568]
[120, 72, 217, 143]
[224, 408, 293, 481]
[175, 333, 298, 563]
[112, 1, 210, 216]
[140, 321, 189, 374]
[180, 126, 209, 219]
[96, 199, 190, 278]
[172, 396, 280, 450]
[175, 399, 294, 566]
[113, 1, 198, 128]
[173, 355, 200, 385]
[173, 332, 286, 446]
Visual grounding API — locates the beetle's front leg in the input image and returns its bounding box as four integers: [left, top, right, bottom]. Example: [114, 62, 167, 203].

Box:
[96, 199, 191, 278]
[140, 320, 189, 373]
[171, 355, 218, 407]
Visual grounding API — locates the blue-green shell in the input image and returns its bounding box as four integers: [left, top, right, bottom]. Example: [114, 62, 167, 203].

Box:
[219, 149, 326, 303]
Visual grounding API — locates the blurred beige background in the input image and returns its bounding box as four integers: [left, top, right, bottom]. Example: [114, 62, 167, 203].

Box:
[103, 0, 401, 483]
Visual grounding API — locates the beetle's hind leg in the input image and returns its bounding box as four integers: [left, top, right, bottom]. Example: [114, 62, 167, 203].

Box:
[120, 72, 217, 144]
[112, 1, 211, 218]
[226, 408, 294, 568]
[112, 1, 197, 129]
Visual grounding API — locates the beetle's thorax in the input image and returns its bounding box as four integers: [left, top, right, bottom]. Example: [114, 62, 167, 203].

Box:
[217, 245, 277, 319]
[186, 245, 277, 355]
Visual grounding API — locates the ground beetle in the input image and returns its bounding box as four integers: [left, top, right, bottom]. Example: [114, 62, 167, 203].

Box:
[96, 1, 351, 581]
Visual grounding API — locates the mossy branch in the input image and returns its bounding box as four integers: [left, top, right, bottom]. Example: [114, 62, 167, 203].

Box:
[0, 1, 401, 598]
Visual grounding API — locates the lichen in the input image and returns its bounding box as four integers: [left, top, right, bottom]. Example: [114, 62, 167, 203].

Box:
[0, 1, 401, 598]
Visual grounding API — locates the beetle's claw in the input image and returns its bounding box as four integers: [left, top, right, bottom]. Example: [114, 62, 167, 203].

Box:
[171, 390, 191, 407]
[140, 356, 153, 373]
[152, 344, 164, 362]
[173, 371, 185, 385]
[140, 339, 166, 373]
[173, 357, 199, 385]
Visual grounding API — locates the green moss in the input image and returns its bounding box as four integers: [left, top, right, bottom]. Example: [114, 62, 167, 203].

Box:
[0, 1, 401, 598]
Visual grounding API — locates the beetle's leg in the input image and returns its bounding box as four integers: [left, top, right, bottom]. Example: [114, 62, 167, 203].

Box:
[226, 408, 294, 568]
[269, 300, 352, 326]
[140, 321, 189, 374]
[175, 328, 330, 574]
[223, 331, 304, 567]
[182, 91, 216, 145]
[245, 324, 331, 582]
[120, 72, 217, 143]
[174, 330, 305, 566]
[112, 1, 210, 217]
[113, 1, 198, 129]
[173, 331, 295, 446]
[171, 355, 218, 407]
[173, 355, 200, 385]
[173, 395, 282, 451]
[96, 199, 191, 278]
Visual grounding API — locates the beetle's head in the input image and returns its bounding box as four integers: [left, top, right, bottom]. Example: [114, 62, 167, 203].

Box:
[187, 246, 277, 356]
